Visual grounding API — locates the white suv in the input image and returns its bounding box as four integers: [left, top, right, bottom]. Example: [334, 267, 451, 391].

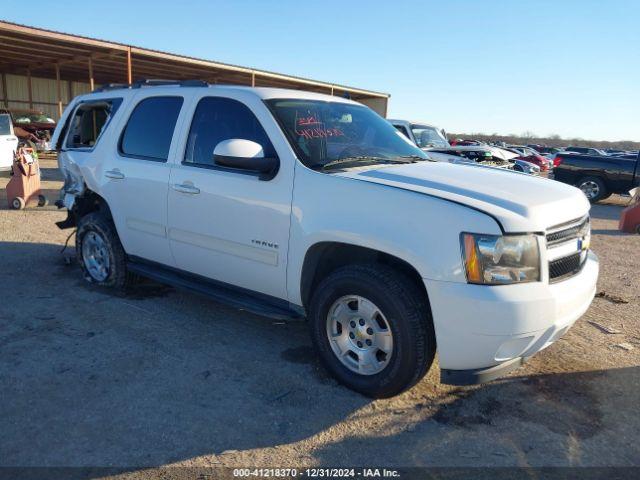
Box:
[0, 112, 18, 174]
[52, 81, 598, 397]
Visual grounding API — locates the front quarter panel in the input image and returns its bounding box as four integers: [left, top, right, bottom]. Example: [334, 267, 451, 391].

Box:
[287, 165, 502, 305]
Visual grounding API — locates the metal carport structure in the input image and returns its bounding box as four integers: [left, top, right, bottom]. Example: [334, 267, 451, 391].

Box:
[0, 20, 389, 121]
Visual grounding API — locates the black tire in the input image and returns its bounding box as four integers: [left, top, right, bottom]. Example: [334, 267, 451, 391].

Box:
[308, 264, 436, 398]
[76, 211, 131, 289]
[576, 176, 607, 203]
[11, 197, 25, 210]
[37, 194, 48, 207]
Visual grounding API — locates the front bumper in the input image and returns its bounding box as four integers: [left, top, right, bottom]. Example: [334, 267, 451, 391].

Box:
[425, 251, 599, 383]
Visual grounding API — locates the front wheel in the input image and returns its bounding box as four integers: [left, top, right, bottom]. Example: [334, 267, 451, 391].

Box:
[76, 211, 131, 288]
[308, 264, 435, 398]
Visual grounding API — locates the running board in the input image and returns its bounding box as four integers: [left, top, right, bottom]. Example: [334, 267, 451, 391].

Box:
[127, 259, 304, 321]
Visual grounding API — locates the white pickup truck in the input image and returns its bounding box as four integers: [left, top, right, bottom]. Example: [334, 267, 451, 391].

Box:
[52, 81, 598, 397]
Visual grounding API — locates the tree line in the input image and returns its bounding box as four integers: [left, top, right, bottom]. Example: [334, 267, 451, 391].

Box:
[448, 132, 640, 151]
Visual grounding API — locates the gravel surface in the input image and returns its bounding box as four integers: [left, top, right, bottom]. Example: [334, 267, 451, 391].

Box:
[0, 160, 638, 469]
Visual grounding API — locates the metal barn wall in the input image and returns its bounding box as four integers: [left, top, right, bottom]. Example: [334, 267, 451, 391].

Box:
[0, 74, 92, 120]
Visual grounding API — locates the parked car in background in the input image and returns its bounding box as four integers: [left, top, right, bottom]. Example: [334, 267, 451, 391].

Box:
[449, 138, 482, 146]
[388, 120, 538, 174]
[564, 146, 607, 156]
[527, 145, 562, 158]
[51, 82, 598, 397]
[9, 109, 56, 151]
[0, 111, 18, 175]
[506, 145, 551, 172]
[604, 149, 627, 156]
[553, 151, 640, 202]
[429, 146, 540, 174]
[388, 119, 450, 149]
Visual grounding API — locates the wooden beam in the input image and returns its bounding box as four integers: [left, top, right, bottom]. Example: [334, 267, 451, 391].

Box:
[55, 63, 62, 118]
[0, 21, 129, 51]
[126, 46, 132, 83]
[0, 33, 106, 54]
[4, 50, 121, 76]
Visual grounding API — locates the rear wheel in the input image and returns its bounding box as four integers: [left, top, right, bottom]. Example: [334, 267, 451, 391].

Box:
[577, 176, 607, 203]
[76, 211, 131, 288]
[308, 264, 435, 398]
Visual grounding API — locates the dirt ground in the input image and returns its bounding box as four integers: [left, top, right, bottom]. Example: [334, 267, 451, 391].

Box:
[0, 159, 639, 470]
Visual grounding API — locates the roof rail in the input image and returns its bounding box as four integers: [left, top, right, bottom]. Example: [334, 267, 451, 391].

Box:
[92, 79, 209, 93]
[92, 83, 129, 93]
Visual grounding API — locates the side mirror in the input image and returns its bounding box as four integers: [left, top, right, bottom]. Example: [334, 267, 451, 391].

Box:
[213, 139, 278, 180]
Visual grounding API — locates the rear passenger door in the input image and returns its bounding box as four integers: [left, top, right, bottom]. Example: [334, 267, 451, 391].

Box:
[99, 94, 185, 266]
[166, 94, 293, 300]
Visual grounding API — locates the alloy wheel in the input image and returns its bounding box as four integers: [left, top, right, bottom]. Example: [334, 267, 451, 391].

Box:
[325, 295, 393, 375]
[82, 231, 110, 282]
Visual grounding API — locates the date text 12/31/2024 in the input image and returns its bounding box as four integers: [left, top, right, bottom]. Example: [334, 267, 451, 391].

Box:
[230, 468, 401, 478]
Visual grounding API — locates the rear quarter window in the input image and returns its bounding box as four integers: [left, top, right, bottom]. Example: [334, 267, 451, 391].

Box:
[64, 99, 122, 149]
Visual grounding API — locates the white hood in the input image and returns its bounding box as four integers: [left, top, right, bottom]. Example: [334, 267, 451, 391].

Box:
[337, 161, 590, 232]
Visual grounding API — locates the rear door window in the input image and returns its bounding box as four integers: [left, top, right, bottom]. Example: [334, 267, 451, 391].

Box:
[65, 99, 122, 149]
[120, 96, 183, 161]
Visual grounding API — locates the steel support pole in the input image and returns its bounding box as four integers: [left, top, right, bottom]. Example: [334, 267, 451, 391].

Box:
[126, 47, 132, 84]
[88, 56, 95, 90]
[55, 63, 62, 118]
[1, 73, 7, 108]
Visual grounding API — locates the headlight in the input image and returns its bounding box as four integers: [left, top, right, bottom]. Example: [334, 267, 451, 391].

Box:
[461, 233, 541, 284]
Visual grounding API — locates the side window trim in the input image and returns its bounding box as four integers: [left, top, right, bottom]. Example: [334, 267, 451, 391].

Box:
[62, 98, 123, 152]
[180, 95, 279, 179]
[118, 95, 184, 163]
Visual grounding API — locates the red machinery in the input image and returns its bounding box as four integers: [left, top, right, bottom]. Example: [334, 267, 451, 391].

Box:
[619, 188, 640, 234]
[5, 147, 47, 210]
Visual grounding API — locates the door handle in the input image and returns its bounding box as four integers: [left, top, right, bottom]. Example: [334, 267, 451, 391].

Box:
[172, 183, 200, 195]
[105, 169, 125, 180]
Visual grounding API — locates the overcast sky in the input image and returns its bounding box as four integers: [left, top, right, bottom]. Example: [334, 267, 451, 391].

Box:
[3, 0, 638, 141]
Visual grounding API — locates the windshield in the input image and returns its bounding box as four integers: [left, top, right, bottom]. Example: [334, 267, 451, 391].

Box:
[0, 114, 11, 135]
[266, 99, 429, 170]
[13, 111, 55, 124]
[410, 124, 449, 148]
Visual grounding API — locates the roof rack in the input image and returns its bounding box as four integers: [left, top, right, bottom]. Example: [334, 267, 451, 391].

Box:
[92, 79, 209, 93]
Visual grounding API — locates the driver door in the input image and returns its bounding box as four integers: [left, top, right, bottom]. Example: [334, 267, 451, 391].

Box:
[167, 95, 293, 300]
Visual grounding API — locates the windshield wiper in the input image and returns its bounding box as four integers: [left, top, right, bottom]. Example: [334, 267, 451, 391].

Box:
[317, 156, 413, 171]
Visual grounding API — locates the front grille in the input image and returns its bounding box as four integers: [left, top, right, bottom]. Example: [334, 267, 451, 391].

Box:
[546, 216, 589, 246]
[549, 253, 584, 281]
[546, 215, 590, 282]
